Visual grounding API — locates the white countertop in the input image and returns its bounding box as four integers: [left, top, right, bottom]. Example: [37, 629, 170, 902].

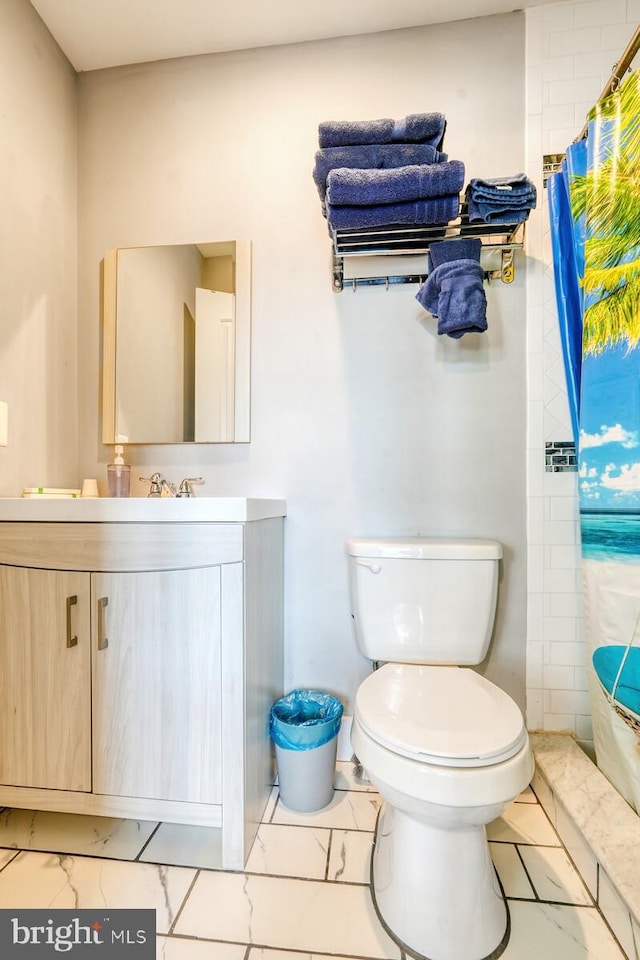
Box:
[0, 497, 286, 523]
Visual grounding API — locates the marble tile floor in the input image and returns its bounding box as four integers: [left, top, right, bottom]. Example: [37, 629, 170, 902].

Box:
[0, 762, 630, 960]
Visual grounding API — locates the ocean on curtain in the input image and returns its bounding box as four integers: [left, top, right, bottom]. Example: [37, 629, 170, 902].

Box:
[548, 70, 640, 811]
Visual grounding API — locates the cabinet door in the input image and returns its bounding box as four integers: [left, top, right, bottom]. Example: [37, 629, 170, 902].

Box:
[0, 566, 91, 790]
[92, 567, 222, 804]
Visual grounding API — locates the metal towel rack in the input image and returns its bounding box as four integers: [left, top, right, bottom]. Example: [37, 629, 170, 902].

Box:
[331, 206, 525, 292]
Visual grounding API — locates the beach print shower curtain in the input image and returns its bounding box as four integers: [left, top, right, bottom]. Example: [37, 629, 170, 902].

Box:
[556, 71, 640, 810]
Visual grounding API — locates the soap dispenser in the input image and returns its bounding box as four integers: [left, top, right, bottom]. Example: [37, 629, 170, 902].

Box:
[107, 445, 131, 498]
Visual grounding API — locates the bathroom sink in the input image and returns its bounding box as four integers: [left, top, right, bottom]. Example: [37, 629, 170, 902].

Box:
[0, 497, 286, 523]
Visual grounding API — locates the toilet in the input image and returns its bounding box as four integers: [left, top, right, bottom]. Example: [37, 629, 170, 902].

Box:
[348, 537, 533, 960]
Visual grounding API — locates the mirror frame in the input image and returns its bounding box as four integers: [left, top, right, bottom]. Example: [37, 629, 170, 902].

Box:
[102, 239, 251, 444]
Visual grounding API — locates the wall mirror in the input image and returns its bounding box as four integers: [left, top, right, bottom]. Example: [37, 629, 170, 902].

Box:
[102, 239, 251, 444]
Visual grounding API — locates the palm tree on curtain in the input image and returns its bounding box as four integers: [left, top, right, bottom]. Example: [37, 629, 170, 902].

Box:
[568, 71, 640, 356]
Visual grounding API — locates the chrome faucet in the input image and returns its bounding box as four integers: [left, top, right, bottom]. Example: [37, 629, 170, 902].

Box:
[176, 477, 204, 498]
[139, 472, 176, 497]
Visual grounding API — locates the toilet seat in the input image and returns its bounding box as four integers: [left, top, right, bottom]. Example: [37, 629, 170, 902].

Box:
[355, 663, 527, 767]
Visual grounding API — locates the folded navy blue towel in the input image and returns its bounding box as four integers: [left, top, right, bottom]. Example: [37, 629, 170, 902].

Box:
[467, 197, 533, 224]
[472, 194, 535, 210]
[318, 113, 446, 149]
[416, 260, 487, 339]
[468, 173, 536, 201]
[325, 160, 465, 206]
[313, 144, 447, 199]
[326, 193, 460, 231]
[465, 175, 536, 223]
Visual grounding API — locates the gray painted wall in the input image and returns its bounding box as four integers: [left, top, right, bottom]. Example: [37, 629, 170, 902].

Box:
[0, 0, 78, 494]
[80, 13, 525, 711]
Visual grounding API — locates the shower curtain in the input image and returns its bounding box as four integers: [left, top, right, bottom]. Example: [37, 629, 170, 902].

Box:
[549, 70, 640, 811]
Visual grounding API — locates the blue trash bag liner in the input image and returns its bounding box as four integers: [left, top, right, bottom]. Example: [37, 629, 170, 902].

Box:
[269, 689, 343, 750]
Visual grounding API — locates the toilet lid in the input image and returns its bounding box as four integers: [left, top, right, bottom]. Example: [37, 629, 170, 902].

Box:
[355, 663, 527, 767]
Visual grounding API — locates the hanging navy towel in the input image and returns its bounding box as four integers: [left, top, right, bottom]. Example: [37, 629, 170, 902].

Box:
[313, 144, 448, 200]
[326, 160, 465, 206]
[429, 237, 482, 267]
[416, 259, 487, 339]
[318, 113, 446, 149]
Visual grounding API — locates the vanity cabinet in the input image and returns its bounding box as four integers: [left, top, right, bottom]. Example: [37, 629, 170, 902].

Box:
[0, 506, 284, 869]
[91, 567, 222, 804]
[0, 566, 91, 792]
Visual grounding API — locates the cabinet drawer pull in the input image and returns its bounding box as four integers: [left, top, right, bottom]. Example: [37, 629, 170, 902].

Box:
[66, 595, 78, 648]
[98, 596, 109, 650]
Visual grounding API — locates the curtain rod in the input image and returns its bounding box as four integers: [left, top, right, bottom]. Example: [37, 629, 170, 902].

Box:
[576, 24, 640, 141]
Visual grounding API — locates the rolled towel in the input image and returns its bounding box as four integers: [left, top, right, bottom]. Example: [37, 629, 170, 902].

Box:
[318, 112, 446, 149]
[326, 193, 460, 231]
[313, 144, 448, 199]
[415, 260, 487, 339]
[326, 160, 465, 206]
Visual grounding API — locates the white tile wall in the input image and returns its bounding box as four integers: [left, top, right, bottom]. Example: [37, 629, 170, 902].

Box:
[573, 0, 628, 28]
[525, 0, 639, 747]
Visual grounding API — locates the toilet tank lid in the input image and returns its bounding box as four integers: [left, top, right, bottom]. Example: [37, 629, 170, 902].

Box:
[347, 537, 503, 560]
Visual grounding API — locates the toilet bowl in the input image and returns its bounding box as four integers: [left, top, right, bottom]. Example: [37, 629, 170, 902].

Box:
[346, 537, 533, 960]
[352, 664, 533, 960]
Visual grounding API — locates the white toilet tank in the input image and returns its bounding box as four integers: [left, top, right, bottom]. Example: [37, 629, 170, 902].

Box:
[347, 537, 503, 665]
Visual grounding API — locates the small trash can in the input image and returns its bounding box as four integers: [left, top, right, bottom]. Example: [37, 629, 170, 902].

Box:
[269, 689, 344, 813]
